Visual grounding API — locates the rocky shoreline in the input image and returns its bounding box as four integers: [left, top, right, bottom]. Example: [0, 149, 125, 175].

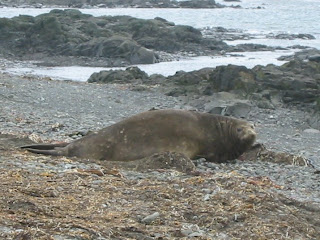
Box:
[2, 9, 309, 68]
[88, 49, 320, 124]
[1, 4, 320, 240]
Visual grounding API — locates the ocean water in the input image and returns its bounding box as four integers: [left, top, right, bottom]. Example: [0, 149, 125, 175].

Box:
[1, 0, 319, 37]
[4, 50, 294, 81]
[0, 0, 319, 80]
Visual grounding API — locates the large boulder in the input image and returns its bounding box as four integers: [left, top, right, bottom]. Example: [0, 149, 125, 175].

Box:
[164, 68, 214, 96]
[253, 60, 320, 104]
[208, 65, 257, 94]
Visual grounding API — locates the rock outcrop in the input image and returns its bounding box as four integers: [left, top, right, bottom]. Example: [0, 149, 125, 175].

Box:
[0, 9, 224, 66]
[88, 53, 320, 112]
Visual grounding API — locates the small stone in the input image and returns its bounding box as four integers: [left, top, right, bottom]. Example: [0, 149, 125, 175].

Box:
[203, 194, 211, 201]
[202, 188, 212, 194]
[181, 229, 193, 237]
[303, 128, 320, 134]
[141, 212, 160, 224]
[189, 232, 204, 237]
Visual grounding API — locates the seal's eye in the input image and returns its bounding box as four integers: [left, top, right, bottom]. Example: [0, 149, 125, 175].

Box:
[237, 128, 242, 132]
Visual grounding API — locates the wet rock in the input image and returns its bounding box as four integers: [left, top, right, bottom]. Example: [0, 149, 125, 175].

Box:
[309, 55, 320, 63]
[231, 43, 273, 52]
[267, 33, 316, 40]
[278, 48, 320, 61]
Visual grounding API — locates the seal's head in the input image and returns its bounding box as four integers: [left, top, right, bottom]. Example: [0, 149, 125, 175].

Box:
[235, 122, 256, 148]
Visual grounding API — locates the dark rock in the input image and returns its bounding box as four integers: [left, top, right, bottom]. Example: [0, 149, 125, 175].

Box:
[202, 39, 229, 51]
[208, 65, 256, 94]
[189, 60, 320, 111]
[167, 70, 202, 86]
[309, 55, 320, 63]
[130, 19, 203, 52]
[279, 48, 320, 62]
[88, 66, 149, 83]
[149, 73, 166, 83]
[86, 56, 320, 112]
[178, 0, 223, 8]
[253, 60, 320, 106]
[231, 43, 273, 52]
[267, 33, 316, 40]
[154, 17, 175, 26]
[164, 68, 214, 96]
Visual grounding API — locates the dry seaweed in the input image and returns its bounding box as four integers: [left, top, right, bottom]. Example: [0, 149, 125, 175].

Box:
[0, 135, 319, 239]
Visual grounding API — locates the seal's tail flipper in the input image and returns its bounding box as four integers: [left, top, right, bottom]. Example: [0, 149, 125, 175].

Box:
[21, 143, 68, 156]
[22, 148, 63, 156]
[21, 142, 68, 150]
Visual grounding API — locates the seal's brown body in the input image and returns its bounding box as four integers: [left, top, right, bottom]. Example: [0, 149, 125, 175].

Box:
[22, 109, 256, 162]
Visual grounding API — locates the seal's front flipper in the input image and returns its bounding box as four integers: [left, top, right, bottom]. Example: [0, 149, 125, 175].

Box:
[21, 142, 68, 150]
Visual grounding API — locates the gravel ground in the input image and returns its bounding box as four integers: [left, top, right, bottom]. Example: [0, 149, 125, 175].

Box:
[1, 72, 320, 204]
[1, 72, 320, 239]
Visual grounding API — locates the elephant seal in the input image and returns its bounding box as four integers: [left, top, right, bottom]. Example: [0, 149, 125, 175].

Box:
[21, 109, 256, 162]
